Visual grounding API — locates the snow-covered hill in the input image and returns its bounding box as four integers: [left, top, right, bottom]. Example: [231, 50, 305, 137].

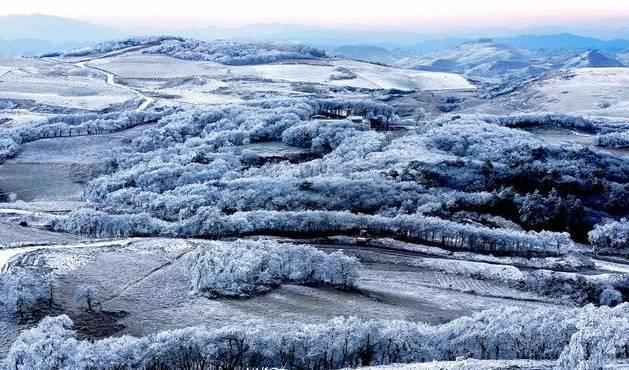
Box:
[331, 44, 400, 64]
[497, 67, 629, 118]
[62, 36, 328, 65]
[564, 50, 624, 68]
[395, 40, 532, 73]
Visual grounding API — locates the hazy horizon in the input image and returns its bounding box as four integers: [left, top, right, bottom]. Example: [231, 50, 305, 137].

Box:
[1, 0, 629, 37]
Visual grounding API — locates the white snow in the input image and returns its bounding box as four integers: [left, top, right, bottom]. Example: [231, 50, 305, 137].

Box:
[73, 60, 155, 111]
[512, 68, 629, 118]
[241, 60, 475, 91]
[593, 258, 629, 274]
[356, 359, 556, 369]
[85, 53, 474, 92]
[86, 54, 230, 79]
[0, 57, 134, 111]
[0, 239, 135, 270]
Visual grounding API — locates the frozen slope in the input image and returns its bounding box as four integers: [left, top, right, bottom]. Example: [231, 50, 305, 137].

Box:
[88, 53, 475, 92]
[498, 67, 629, 118]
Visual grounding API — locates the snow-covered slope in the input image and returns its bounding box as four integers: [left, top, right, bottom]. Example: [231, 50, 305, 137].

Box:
[63, 36, 327, 65]
[498, 67, 629, 117]
[88, 52, 475, 92]
[331, 45, 400, 64]
[564, 50, 624, 68]
[0, 57, 134, 112]
[357, 359, 556, 370]
[394, 40, 532, 73]
[391, 40, 552, 88]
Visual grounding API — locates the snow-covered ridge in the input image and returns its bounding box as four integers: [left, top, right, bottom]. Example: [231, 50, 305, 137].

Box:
[61, 36, 328, 65]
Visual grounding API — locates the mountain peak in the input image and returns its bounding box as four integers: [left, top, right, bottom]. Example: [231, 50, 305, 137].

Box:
[565, 50, 624, 68]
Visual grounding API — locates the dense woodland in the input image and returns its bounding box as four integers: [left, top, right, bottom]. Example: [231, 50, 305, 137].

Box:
[1, 97, 624, 253]
[12, 98, 619, 253]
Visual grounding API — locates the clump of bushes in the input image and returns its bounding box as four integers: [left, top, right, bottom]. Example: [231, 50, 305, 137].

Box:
[187, 240, 359, 297]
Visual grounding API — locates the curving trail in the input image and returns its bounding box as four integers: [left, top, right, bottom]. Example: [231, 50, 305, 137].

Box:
[73, 60, 155, 112]
[0, 239, 135, 271]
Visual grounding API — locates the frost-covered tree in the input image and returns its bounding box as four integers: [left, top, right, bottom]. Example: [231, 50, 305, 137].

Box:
[75, 286, 100, 312]
[187, 240, 359, 297]
[3, 315, 78, 370]
[556, 304, 629, 370]
[596, 131, 629, 149]
[588, 219, 629, 256]
[65, 37, 327, 65]
[4, 304, 627, 370]
[282, 119, 369, 154]
[0, 268, 55, 322]
[329, 67, 357, 80]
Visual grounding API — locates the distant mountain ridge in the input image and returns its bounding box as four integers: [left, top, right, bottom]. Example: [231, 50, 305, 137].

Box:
[329, 45, 399, 64]
[0, 14, 122, 43]
[564, 50, 624, 68]
[0, 38, 86, 57]
[0, 14, 628, 57]
[494, 33, 629, 51]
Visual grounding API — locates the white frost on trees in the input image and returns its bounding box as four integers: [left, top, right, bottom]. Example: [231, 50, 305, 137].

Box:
[0, 268, 56, 321]
[589, 219, 629, 255]
[3, 304, 628, 370]
[187, 240, 359, 297]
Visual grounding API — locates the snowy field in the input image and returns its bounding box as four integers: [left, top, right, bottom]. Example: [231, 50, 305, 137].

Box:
[87, 53, 475, 91]
[243, 59, 476, 91]
[0, 57, 134, 112]
[499, 68, 629, 118]
[358, 359, 557, 370]
[0, 237, 563, 352]
[0, 120, 156, 204]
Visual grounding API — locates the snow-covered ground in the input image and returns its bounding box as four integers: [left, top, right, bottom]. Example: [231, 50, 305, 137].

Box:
[0, 222, 82, 250]
[0, 237, 562, 351]
[0, 239, 131, 270]
[72, 60, 155, 111]
[499, 68, 629, 118]
[0, 121, 155, 203]
[357, 359, 556, 370]
[530, 127, 629, 158]
[86, 54, 230, 79]
[0, 109, 50, 128]
[244, 59, 476, 91]
[364, 359, 555, 370]
[86, 53, 475, 92]
[594, 258, 629, 274]
[0, 57, 135, 112]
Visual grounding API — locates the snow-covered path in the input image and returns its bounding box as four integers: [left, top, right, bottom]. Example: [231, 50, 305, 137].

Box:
[74, 60, 155, 112]
[0, 208, 40, 216]
[593, 258, 629, 274]
[0, 239, 135, 270]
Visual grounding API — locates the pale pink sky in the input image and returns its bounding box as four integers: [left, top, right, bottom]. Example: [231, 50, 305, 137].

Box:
[1, 0, 629, 29]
